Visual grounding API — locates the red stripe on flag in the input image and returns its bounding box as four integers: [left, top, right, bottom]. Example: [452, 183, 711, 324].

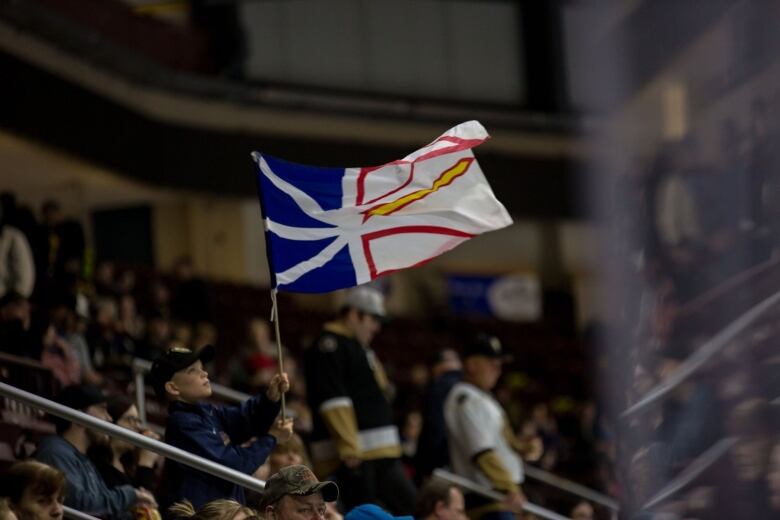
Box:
[355, 135, 486, 206]
[361, 226, 475, 280]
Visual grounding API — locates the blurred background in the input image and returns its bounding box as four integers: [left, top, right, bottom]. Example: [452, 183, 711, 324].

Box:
[1, 0, 779, 518]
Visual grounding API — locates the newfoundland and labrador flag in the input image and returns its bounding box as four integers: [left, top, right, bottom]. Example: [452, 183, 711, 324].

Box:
[251, 120, 513, 293]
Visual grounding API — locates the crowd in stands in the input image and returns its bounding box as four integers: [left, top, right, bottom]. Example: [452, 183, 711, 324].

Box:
[0, 190, 610, 519]
[609, 95, 780, 519]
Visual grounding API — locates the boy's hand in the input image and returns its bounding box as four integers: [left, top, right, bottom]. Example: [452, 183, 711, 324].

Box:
[269, 418, 294, 443]
[138, 429, 161, 467]
[266, 372, 290, 402]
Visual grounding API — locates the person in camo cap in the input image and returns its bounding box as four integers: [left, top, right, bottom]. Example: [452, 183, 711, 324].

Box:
[259, 465, 339, 520]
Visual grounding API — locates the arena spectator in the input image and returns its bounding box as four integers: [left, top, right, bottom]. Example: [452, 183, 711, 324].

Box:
[569, 500, 594, 520]
[1, 460, 65, 520]
[88, 394, 160, 492]
[444, 334, 526, 520]
[170, 257, 215, 326]
[0, 291, 36, 358]
[135, 308, 172, 361]
[303, 285, 416, 514]
[150, 345, 292, 509]
[33, 385, 156, 519]
[413, 480, 467, 520]
[414, 349, 462, 484]
[258, 465, 339, 520]
[38, 200, 84, 284]
[168, 499, 257, 520]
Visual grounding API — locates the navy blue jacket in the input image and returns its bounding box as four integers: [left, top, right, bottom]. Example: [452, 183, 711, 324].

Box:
[35, 436, 136, 519]
[161, 393, 280, 509]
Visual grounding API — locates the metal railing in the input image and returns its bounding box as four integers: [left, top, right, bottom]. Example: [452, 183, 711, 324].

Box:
[524, 465, 619, 513]
[433, 469, 571, 520]
[623, 289, 780, 418]
[0, 382, 267, 494]
[63, 506, 100, 520]
[642, 437, 738, 510]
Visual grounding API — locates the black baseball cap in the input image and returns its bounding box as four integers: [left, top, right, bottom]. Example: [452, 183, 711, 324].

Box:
[52, 385, 108, 433]
[149, 345, 215, 399]
[56, 385, 107, 410]
[462, 334, 512, 362]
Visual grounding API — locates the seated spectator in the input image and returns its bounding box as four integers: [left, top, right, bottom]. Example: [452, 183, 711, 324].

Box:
[249, 433, 310, 508]
[168, 499, 258, 520]
[50, 291, 102, 385]
[413, 480, 467, 520]
[170, 257, 214, 326]
[135, 309, 172, 361]
[268, 434, 310, 475]
[150, 346, 292, 509]
[570, 501, 594, 520]
[33, 385, 157, 519]
[89, 395, 160, 492]
[0, 292, 36, 358]
[256, 437, 343, 520]
[39, 322, 81, 387]
[39, 200, 84, 284]
[1, 460, 65, 520]
[258, 465, 339, 520]
[230, 319, 278, 393]
[86, 297, 134, 371]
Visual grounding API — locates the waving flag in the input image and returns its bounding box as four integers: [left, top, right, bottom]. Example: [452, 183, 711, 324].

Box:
[251, 120, 513, 293]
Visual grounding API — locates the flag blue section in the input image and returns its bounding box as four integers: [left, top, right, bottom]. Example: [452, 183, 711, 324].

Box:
[267, 233, 339, 273]
[256, 168, 335, 229]
[278, 243, 357, 293]
[262, 155, 346, 212]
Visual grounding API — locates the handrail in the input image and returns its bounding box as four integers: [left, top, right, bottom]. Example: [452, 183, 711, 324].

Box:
[0, 351, 53, 371]
[622, 289, 780, 418]
[678, 256, 780, 318]
[0, 382, 267, 493]
[63, 506, 100, 520]
[523, 465, 619, 511]
[642, 437, 738, 509]
[432, 469, 571, 520]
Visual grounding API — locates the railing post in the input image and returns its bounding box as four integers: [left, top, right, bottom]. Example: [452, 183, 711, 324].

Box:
[134, 364, 147, 425]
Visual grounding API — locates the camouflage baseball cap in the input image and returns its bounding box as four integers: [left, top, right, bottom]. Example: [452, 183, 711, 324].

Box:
[259, 465, 339, 508]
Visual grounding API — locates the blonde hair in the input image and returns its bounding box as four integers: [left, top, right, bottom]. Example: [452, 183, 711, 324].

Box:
[0, 498, 17, 520]
[168, 499, 258, 520]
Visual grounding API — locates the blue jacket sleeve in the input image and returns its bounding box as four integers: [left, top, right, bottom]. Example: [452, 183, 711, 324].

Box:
[36, 448, 136, 518]
[213, 393, 281, 445]
[169, 410, 277, 474]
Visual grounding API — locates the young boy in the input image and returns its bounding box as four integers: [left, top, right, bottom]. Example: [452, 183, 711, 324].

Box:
[150, 345, 293, 509]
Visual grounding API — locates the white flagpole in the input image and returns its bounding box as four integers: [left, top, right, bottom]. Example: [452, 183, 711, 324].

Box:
[270, 288, 286, 420]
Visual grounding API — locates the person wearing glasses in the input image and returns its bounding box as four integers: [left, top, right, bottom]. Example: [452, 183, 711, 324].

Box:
[88, 394, 160, 491]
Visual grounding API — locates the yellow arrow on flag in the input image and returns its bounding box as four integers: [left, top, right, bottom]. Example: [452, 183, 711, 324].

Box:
[363, 157, 473, 222]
